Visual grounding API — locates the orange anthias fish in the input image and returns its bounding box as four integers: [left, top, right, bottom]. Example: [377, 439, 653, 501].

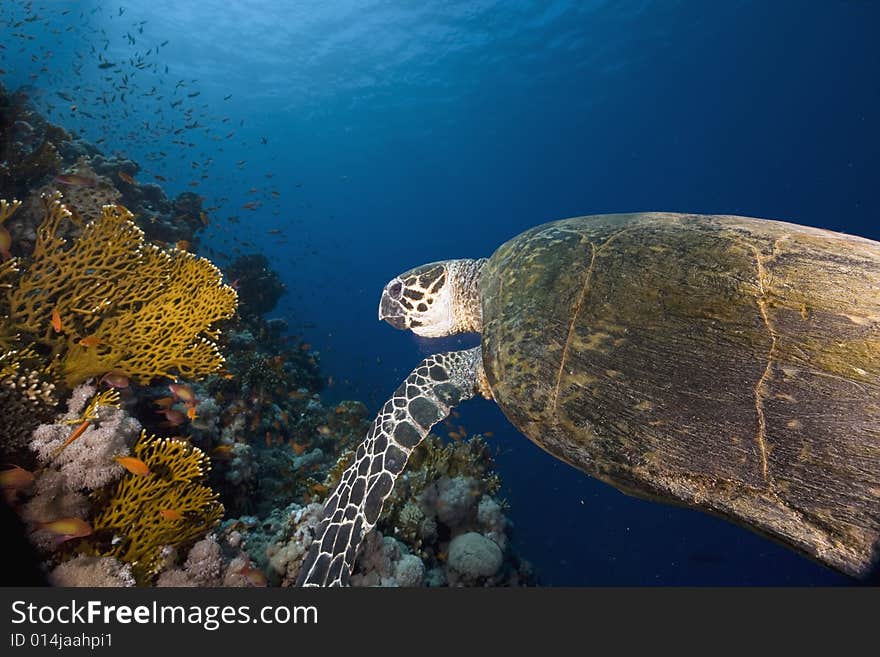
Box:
[175, 240, 190, 251]
[0, 225, 12, 261]
[114, 456, 151, 476]
[168, 383, 196, 405]
[159, 508, 183, 521]
[186, 405, 198, 420]
[100, 370, 129, 388]
[289, 440, 307, 455]
[54, 173, 97, 186]
[156, 408, 187, 426]
[51, 308, 62, 333]
[0, 465, 35, 491]
[118, 171, 135, 184]
[51, 419, 91, 457]
[237, 562, 267, 587]
[78, 335, 102, 347]
[316, 425, 332, 436]
[37, 517, 93, 541]
[211, 444, 234, 459]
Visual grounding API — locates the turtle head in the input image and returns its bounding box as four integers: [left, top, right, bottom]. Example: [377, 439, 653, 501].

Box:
[379, 258, 486, 338]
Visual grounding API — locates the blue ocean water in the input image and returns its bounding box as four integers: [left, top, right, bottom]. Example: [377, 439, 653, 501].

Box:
[2, 0, 878, 585]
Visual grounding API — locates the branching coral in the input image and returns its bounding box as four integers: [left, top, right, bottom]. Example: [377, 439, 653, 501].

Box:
[0, 345, 58, 463]
[0, 201, 58, 463]
[0, 199, 22, 225]
[3, 193, 238, 385]
[395, 434, 501, 500]
[91, 430, 223, 581]
[0, 200, 23, 346]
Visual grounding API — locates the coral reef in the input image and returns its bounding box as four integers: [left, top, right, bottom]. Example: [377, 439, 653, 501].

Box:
[381, 435, 501, 549]
[154, 534, 269, 588]
[218, 433, 532, 587]
[49, 555, 135, 587]
[224, 254, 286, 318]
[50, 159, 122, 223]
[447, 532, 503, 581]
[0, 87, 68, 199]
[349, 532, 426, 587]
[0, 345, 57, 464]
[0, 86, 536, 588]
[155, 535, 224, 587]
[233, 502, 324, 586]
[29, 384, 136, 492]
[199, 325, 353, 517]
[21, 385, 135, 552]
[352, 434, 532, 586]
[0, 200, 58, 464]
[0, 198, 20, 260]
[1, 85, 211, 258]
[167, 192, 207, 242]
[21, 469, 91, 552]
[90, 431, 223, 581]
[3, 194, 238, 385]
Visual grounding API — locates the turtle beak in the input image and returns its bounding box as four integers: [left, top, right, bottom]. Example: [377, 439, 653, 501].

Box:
[379, 291, 407, 330]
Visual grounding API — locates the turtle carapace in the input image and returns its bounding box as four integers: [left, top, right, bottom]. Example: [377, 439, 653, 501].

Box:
[298, 213, 880, 586]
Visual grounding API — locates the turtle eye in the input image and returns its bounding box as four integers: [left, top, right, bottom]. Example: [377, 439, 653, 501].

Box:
[388, 280, 403, 300]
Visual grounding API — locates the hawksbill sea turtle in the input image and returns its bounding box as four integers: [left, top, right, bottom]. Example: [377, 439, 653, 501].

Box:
[298, 212, 880, 586]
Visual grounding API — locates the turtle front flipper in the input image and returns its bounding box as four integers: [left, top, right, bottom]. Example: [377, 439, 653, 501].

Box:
[297, 346, 486, 586]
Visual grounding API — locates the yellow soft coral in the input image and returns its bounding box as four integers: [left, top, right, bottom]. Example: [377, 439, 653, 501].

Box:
[91, 430, 223, 580]
[4, 193, 237, 385]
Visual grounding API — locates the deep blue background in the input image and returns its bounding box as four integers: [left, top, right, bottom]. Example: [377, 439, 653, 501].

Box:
[2, 0, 877, 584]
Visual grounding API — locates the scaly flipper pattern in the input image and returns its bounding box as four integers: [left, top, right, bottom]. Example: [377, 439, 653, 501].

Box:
[297, 346, 483, 586]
